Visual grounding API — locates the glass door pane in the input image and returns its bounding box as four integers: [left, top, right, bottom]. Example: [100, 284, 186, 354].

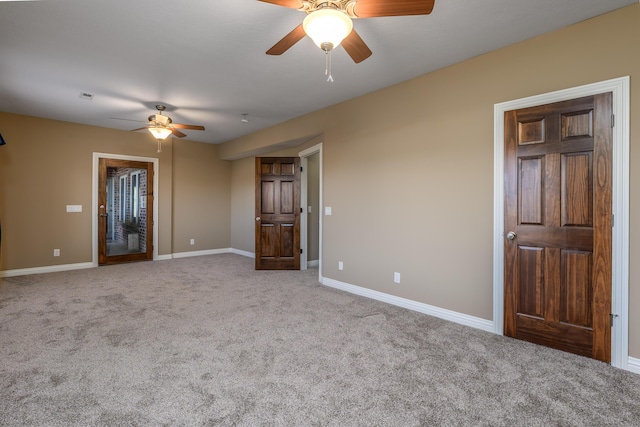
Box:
[106, 165, 148, 257]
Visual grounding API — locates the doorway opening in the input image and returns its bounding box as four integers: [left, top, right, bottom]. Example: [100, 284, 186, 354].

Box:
[299, 143, 323, 279]
[92, 153, 159, 266]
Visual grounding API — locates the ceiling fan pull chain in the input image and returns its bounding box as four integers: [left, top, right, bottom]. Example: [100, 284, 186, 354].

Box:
[157, 139, 162, 153]
[325, 50, 334, 83]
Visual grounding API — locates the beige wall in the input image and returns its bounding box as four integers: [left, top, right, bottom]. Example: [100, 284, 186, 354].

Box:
[172, 139, 231, 254]
[220, 5, 640, 357]
[230, 157, 255, 254]
[0, 113, 231, 269]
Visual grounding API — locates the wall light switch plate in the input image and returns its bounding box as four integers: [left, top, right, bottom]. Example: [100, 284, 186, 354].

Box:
[325, 207, 332, 216]
[66, 205, 82, 213]
[394, 272, 401, 283]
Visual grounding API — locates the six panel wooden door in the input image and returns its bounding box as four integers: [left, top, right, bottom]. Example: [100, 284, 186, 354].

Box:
[255, 157, 300, 270]
[504, 93, 612, 362]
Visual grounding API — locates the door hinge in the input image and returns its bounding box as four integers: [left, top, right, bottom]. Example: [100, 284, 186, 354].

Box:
[300, 208, 303, 213]
[300, 166, 303, 172]
[612, 114, 615, 128]
[610, 313, 618, 327]
[300, 249, 303, 254]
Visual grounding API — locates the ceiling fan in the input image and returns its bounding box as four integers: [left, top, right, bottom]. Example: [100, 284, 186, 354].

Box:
[130, 105, 205, 152]
[262, 0, 436, 64]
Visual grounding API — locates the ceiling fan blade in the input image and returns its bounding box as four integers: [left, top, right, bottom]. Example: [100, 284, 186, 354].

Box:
[353, 0, 435, 18]
[258, 0, 303, 9]
[342, 29, 372, 63]
[171, 128, 187, 138]
[172, 123, 205, 131]
[266, 24, 306, 56]
[130, 127, 149, 132]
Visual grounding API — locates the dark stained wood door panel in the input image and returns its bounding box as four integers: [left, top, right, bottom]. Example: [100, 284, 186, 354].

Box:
[504, 93, 612, 362]
[255, 157, 300, 270]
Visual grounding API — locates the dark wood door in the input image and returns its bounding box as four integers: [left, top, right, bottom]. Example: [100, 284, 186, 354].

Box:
[255, 157, 300, 270]
[98, 158, 154, 265]
[504, 93, 612, 362]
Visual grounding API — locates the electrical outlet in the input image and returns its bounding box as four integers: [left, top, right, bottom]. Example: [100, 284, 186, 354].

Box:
[394, 272, 401, 283]
[338, 261, 343, 271]
[190, 239, 195, 245]
[53, 249, 60, 257]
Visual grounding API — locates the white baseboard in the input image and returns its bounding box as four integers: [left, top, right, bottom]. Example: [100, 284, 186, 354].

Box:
[230, 248, 255, 258]
[627, 357, 640, 375]
[321, 277, 494, 333]
[0, 262, 95, 278]
[0, 248, 253, 277]
[172, 248, 231, 259]
[307, 259, 319, 268]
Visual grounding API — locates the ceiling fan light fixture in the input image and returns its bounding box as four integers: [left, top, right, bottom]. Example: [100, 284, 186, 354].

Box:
[148, 126, 172, 140]
[303, 8, 353, 51]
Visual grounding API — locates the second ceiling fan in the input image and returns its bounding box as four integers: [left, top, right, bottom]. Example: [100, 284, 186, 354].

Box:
[129, 105, 205, 152]
[262, 0, 436, 63]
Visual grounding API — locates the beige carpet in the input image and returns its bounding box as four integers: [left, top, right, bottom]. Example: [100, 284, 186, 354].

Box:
[1, 253, 639, 426]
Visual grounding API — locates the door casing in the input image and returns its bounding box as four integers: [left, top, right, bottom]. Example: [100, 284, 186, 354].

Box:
[92, 153, 159, 266]
[299, 143, 323, 281]
[493, 77, 630, 369]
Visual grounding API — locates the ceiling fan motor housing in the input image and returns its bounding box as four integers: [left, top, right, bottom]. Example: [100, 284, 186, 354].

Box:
[149, 114, 171, 126]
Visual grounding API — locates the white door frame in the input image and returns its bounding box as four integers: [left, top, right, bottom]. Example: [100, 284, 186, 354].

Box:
[493, 76, 630, 369]
[299, 143, 323, 280]
[92, 152, 160, 266]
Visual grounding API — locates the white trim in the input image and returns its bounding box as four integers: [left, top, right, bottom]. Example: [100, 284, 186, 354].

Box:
[92, 153, 160, 266]
[0, 250, 255, 277]
[172, 248, 232, 259]
[627, 357, 640, 375]
[300, 156, 309, 270]
[119, 175, 127, 221]
[493, 77, 630, 370]
[299, 143, 323, 281]
[130, 170, 141, 223]
[322, 277, 494, 333]
[307, 259, 319, 268]
[0, 262, 94, 278]
[230, 248, 255, 258]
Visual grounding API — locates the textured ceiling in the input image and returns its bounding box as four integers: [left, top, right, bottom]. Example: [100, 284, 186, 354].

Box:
[0, 0, 636, 144]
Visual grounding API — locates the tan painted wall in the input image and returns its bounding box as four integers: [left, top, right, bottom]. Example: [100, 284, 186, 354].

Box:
[0, 113, 231, 269]
[230, 157, 255, 254]
[220, 5, 640, 358]
[172, 139, 231, 254]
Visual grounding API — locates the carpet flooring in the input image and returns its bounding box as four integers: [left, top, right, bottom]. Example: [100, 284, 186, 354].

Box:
[1, 253, 639, 426]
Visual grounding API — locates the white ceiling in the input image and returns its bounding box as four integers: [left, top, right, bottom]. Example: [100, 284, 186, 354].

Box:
[0, 0, 635, 144]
